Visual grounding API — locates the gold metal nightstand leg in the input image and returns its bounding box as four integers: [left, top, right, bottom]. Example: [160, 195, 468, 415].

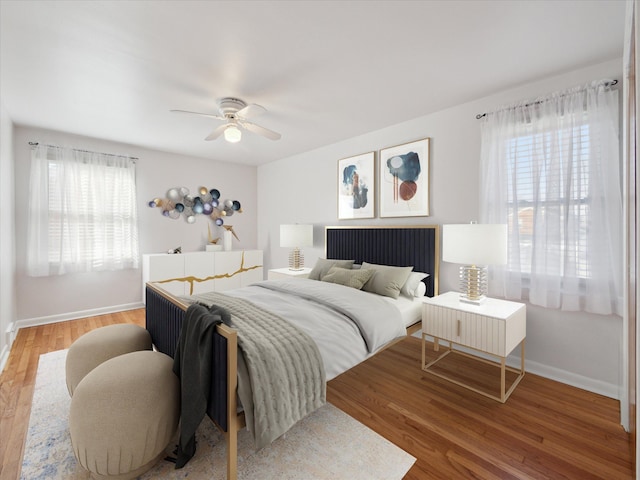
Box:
[421, 339, 526, 403]
[501, 357, 506, 402]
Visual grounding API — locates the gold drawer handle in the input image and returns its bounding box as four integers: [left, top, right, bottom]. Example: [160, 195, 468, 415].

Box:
[457, 319, 461, 337]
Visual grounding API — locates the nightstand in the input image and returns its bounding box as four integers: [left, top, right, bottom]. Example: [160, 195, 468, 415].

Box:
[421, 291, 526, 403]
[267, 267, 312, 280]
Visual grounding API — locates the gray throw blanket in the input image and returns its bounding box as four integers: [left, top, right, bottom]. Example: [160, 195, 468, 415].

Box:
[172, 303, 230, 467]
[185, 292, 326, 449]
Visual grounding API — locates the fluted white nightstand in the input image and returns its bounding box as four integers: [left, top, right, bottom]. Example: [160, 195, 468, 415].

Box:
[267, 267, 312, 280]
[421, 291, 526, 403]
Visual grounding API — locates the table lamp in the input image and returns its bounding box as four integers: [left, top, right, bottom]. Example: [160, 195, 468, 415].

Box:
[280, 224, 313, 271]
[442, 223, 507, 304]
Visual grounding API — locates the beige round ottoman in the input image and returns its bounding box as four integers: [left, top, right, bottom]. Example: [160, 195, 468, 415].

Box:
[69, 350, 180, 480]
[66, 324, 152, 396]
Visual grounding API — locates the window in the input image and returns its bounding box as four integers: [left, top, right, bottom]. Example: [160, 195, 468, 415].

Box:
[27, 145, 140, 276]
[480, 82, 622, 315]
[506, 122, 591, 278]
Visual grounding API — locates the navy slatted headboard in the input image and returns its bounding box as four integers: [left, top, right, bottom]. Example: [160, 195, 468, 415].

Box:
[325, 225, 439, 297]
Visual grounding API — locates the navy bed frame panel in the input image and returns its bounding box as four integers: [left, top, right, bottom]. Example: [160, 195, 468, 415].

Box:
[145, 287, 184, 358]
[145, 286, 228, 431]
[325, 226, 439, 297]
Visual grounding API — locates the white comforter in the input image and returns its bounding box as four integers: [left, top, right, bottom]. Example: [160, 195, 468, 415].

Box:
[225, 278, 406, 380]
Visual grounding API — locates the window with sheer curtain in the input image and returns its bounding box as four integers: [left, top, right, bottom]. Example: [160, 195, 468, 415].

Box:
[479, 81, 622, 315]
[27, 145, 140, 276]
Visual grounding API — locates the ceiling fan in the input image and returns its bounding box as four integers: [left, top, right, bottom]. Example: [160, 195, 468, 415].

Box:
[171, 97, 281, 143]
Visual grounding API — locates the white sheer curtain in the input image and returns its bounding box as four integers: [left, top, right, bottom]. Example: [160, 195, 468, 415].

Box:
[480, 81, 622, 315]
[27, 144, 140, 276]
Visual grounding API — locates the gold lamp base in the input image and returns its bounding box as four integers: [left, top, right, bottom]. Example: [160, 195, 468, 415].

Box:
[288, 247, 305, 271]
[459, 264, 488, 305]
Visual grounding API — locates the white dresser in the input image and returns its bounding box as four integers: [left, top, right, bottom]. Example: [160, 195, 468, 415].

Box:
[142, 250, 263, 303]
[421, 291, 526, 402]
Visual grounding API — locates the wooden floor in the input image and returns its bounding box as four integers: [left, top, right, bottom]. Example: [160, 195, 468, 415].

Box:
[0, 309, 145, 480]
[329, 339, 633, 480]
[0, 309, 633, 479]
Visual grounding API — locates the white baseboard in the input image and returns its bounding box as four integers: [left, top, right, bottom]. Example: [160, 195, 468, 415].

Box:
[520, 358, 619, 400]
[5, 321, 15, 345]
[15, 302, 145, 331]
[1, 304, 144, 375]
[0, 343, 9, 375]
[414, 331, 619, 400]
[0, 322, 16, 374]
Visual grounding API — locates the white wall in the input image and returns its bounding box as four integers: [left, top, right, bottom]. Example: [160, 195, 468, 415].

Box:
[13, 125, 258, 324]
[258, 59, 624, 398]
[0, 104, 16, 370]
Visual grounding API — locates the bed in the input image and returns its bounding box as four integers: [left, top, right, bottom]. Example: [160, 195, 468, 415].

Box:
[145, 225, 439, 479]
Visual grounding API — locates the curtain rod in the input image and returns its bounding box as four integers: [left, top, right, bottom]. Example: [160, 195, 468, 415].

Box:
[28, 142, 138, 162]
[475, 79, 618, 120]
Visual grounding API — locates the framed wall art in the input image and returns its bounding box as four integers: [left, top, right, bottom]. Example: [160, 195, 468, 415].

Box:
[379, 138, 430, 218]
[337, 151, 375, 220]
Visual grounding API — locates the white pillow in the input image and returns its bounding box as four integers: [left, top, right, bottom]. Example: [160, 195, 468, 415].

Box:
[414, 281, 427, 298]
[400, 272, 429, 298]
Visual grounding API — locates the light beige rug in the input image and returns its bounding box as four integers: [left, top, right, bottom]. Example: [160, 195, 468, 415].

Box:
[21, 349, 416, 479]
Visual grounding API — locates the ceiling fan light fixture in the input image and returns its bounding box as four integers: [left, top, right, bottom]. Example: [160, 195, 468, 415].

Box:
[224, 124, 242, 143]
[172, 97, 280, 142]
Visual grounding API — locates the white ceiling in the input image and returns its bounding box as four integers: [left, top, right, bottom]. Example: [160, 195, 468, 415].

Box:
[0, 0, 626, 166]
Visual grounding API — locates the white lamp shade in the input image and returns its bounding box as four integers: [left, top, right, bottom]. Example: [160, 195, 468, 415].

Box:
[280, 224, 313, 248]
[442, 224, 507, 266]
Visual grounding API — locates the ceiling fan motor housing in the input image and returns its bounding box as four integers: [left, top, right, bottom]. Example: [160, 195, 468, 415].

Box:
[217, 97, 247, 118]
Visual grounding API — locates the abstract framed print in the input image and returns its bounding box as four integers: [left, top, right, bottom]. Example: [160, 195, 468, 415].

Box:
[338, 152, 375, 220]
[379, 138, 429, 218]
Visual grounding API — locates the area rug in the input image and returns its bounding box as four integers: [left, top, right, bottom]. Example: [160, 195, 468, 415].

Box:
[21, 349, 416, 479]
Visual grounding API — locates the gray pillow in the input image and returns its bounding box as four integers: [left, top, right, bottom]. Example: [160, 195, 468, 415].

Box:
[321, 266, 374, 290]
[361, 262, 413, 299]
[308, 258, 355, 280]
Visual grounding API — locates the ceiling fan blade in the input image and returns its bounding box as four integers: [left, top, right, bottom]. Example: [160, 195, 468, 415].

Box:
[236, 103, 266, 120]
[239, 120, 281, 141]
[204, 124, 228, 141]
[170, 109, 224, 120]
